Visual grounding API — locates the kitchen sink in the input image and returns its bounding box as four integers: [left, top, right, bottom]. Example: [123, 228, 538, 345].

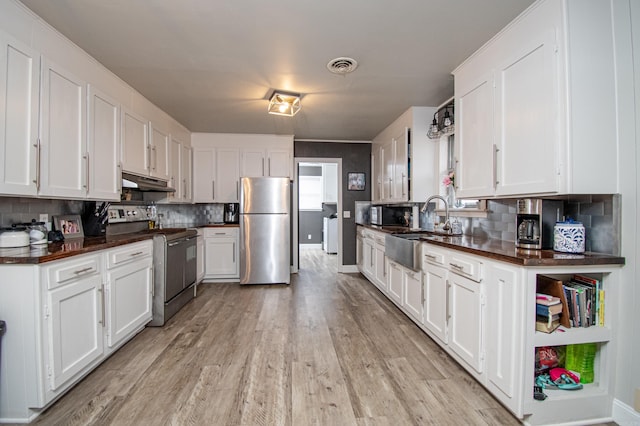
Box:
[384, 234, 422, 270]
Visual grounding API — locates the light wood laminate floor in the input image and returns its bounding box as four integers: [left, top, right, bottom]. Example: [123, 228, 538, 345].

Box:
[31, 249, 527, 425]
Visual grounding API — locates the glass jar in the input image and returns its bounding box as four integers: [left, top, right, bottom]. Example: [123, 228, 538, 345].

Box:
[20, 219, 48, 245]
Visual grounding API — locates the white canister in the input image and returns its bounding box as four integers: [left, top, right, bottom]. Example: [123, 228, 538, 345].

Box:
[553, 221, 586, 253]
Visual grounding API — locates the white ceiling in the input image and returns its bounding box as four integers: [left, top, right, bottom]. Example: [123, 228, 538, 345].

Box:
[20, 0, 534, 141]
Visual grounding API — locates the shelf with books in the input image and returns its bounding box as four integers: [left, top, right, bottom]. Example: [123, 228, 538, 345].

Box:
[534, 325, 611, 347]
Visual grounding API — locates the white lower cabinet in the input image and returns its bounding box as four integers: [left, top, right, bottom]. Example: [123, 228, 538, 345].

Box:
[484, 261, 524, 417]
[402, 267, 422, 323]
[203, 227, 239, 281]
[196, 228, 205, 282]
[448, 269, 483, 374]
[422, 246, 449, 344]
[0, 241, 153, 423]
[387, 260, 403, 306]
[104, 241, 153, 353]
[45, 266, 104, 391]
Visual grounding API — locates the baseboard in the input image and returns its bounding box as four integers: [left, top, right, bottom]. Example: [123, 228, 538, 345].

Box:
[300, 243, 322, 249]
[613, 399, 640, 425]
[339, 264, 359, 273]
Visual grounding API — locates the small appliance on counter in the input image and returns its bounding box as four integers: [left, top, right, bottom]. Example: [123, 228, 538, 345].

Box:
[516, 198, 564, 250]
[82, 201, 110, 237]
[0, 226, 30, 248]
[223, 203, 239, 224]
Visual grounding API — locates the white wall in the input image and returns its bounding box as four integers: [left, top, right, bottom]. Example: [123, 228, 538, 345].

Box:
[613, 0, 640, 416]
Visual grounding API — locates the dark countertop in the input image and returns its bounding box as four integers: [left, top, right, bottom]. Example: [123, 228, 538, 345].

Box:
[0, 223, 241, 265]
[359, 224, 625, 267]
[0, 233, 154, 265]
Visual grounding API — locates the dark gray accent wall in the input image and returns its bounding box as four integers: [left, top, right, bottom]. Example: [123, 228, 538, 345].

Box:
[294, 141, 372, 265]
[299, 211, 324, 243]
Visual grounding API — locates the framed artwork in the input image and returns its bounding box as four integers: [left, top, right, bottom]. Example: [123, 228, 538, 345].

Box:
[347, 172, 366, 191]
[53, 215, 84, 239]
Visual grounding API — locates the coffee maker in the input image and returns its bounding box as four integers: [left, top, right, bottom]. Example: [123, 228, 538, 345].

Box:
[516, 199, 564, 249]
[223, 203, 239, 223]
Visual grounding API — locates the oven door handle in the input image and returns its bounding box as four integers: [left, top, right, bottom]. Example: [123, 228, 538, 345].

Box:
[168, 240, 184, 247]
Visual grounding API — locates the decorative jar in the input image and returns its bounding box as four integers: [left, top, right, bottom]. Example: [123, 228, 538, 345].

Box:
[553, 220, 585, 253]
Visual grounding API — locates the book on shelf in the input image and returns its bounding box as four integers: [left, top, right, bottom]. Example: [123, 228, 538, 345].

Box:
[536, 303, 563, 317]
[572, 274, 602, 326]
[536, 293, 562, 306]
[536, 275, 571, 328]
[536, 316, 561, 333]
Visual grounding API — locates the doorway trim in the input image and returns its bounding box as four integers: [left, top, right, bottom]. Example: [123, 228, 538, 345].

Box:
[292, 157, 343, 273]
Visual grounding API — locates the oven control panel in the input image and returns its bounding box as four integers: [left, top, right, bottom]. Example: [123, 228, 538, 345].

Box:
[107, 205, 153, 223]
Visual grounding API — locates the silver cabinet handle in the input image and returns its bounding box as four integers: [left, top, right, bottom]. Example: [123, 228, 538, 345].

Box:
[262, 158, 265, 176]
[424, 253, 437, 260]
[146, 144, 151, 171]
[83, 153, 89, 190]
[152, 146, 157, 171]
[493, 144, 499, 188]
[129, 251, 144, 257]
[33, 139, 41, 190]
[268, 158, 271, 176]
[183, 178, 187, 199]
[117, 162, 123, 191]
[232, 242, 236, 263]
[212, 180, 215, 200]
[236, 181, 239, 200]
[449, 262, 464, 271]
[446, 279, 451, 322]
[73, 267, 94, 275]
[98, 284, 105, 326]
[401, 173, 406, 197]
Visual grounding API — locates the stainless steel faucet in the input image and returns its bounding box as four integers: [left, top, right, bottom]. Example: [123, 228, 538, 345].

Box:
[421, 195, 451, 233]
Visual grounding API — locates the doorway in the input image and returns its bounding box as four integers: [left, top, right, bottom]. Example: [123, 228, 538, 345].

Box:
[292, 158, 342, 273]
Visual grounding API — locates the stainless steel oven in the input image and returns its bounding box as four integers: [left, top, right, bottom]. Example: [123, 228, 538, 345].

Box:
[150, 229, 198, 326]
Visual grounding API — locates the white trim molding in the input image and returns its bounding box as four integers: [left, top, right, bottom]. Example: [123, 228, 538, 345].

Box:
[613, 399, 640, 426]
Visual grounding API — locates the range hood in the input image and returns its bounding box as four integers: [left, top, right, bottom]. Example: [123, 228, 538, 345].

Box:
[122, 172, 175, 192]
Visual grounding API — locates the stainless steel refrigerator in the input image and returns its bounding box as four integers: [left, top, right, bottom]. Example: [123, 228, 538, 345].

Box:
[240, 177, 291, 284]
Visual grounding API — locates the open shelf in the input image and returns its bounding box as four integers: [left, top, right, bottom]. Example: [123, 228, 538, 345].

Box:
[534, 325, 612, 347]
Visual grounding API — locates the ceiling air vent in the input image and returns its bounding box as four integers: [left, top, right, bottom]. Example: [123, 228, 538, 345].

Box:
[326, 57, 358, 74]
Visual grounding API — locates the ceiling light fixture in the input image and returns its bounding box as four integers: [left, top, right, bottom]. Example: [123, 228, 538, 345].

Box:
[268, 91, 301, 117]
[427, 99, 455, 139]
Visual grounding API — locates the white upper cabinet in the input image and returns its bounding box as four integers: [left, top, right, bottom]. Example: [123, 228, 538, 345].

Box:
[241, 149, 265, 177]
[39, 59, 87, 199]
[215, 148, 240, 202]
[266, 148, 291, 177]
[372, 107, 436, 203]
[322, 163, 338, 203]
[149, 122, 170, 181]
[192, 146, 216, 203]
[240, 147, 292, 178]
[454, 0, 619, 198]
[0, 33, 39, 196]
[169, 137, 181, 196]
[121, 107, 149, 177]
[87, 86, 120, 201]
[181, 144, 192, 202]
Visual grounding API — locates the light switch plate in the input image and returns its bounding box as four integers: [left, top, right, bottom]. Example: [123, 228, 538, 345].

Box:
[343, 210, 351, 218]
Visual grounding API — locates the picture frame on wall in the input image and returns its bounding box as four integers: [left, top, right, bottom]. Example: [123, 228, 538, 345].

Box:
[347, 172, 366, 191]
[53, 215, 84, 239]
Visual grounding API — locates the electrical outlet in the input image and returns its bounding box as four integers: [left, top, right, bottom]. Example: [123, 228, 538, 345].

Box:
[634, 388, 640, 412]
[39, 213, 48, 223]
[307, 234, 312, 240]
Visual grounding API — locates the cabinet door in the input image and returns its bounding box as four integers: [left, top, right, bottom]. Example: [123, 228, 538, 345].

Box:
[381, 139, 395, 201]
[374, 243, 387, 292]
[181, 145, 192, 202]
[204, 237, 238, 277]
[371, 146, 382, 202]
[455, 72, 495, 199]
[0, 34, 39, 196]
[393, 128, 409, 202]
[121, 107, 149, 176]
[149, 123, 170, 181]
[168, 137, 181, 201]
[362, 237, 375, 279]
[267, 148, 291, 177]
[241, 149, 266, 177]
[423, 263, 448, 344]
[485, 262, 524, 417]
[196, 234, 204, 282]
[387, 260, 403, 306]
[403, 268, 422, 322]
[215, 148, 240, 202]
[46, 274, 104, 390]
[322, 163, 338, 203]
[448, 272, 483, 373]
[192, 147, 215, 202]
[356, 234, 363, 271]
[105, 257, 153, 349]
[495, 30, 558, 196]
[87, 86, 120, 201]
[39, 59, 87, 198]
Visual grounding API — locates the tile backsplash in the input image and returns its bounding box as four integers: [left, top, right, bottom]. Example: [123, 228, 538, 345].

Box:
[1, 194, 621, 255]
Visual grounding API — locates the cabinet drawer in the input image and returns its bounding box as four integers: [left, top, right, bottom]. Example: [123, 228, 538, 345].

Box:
[374, 234, 385, 245]
[448, 253, 483, 282]
[106, 241, 152, 269]
[46, 254, 101, 289]
[204, 228, 238, 238]
[422, 244, 448, 268]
